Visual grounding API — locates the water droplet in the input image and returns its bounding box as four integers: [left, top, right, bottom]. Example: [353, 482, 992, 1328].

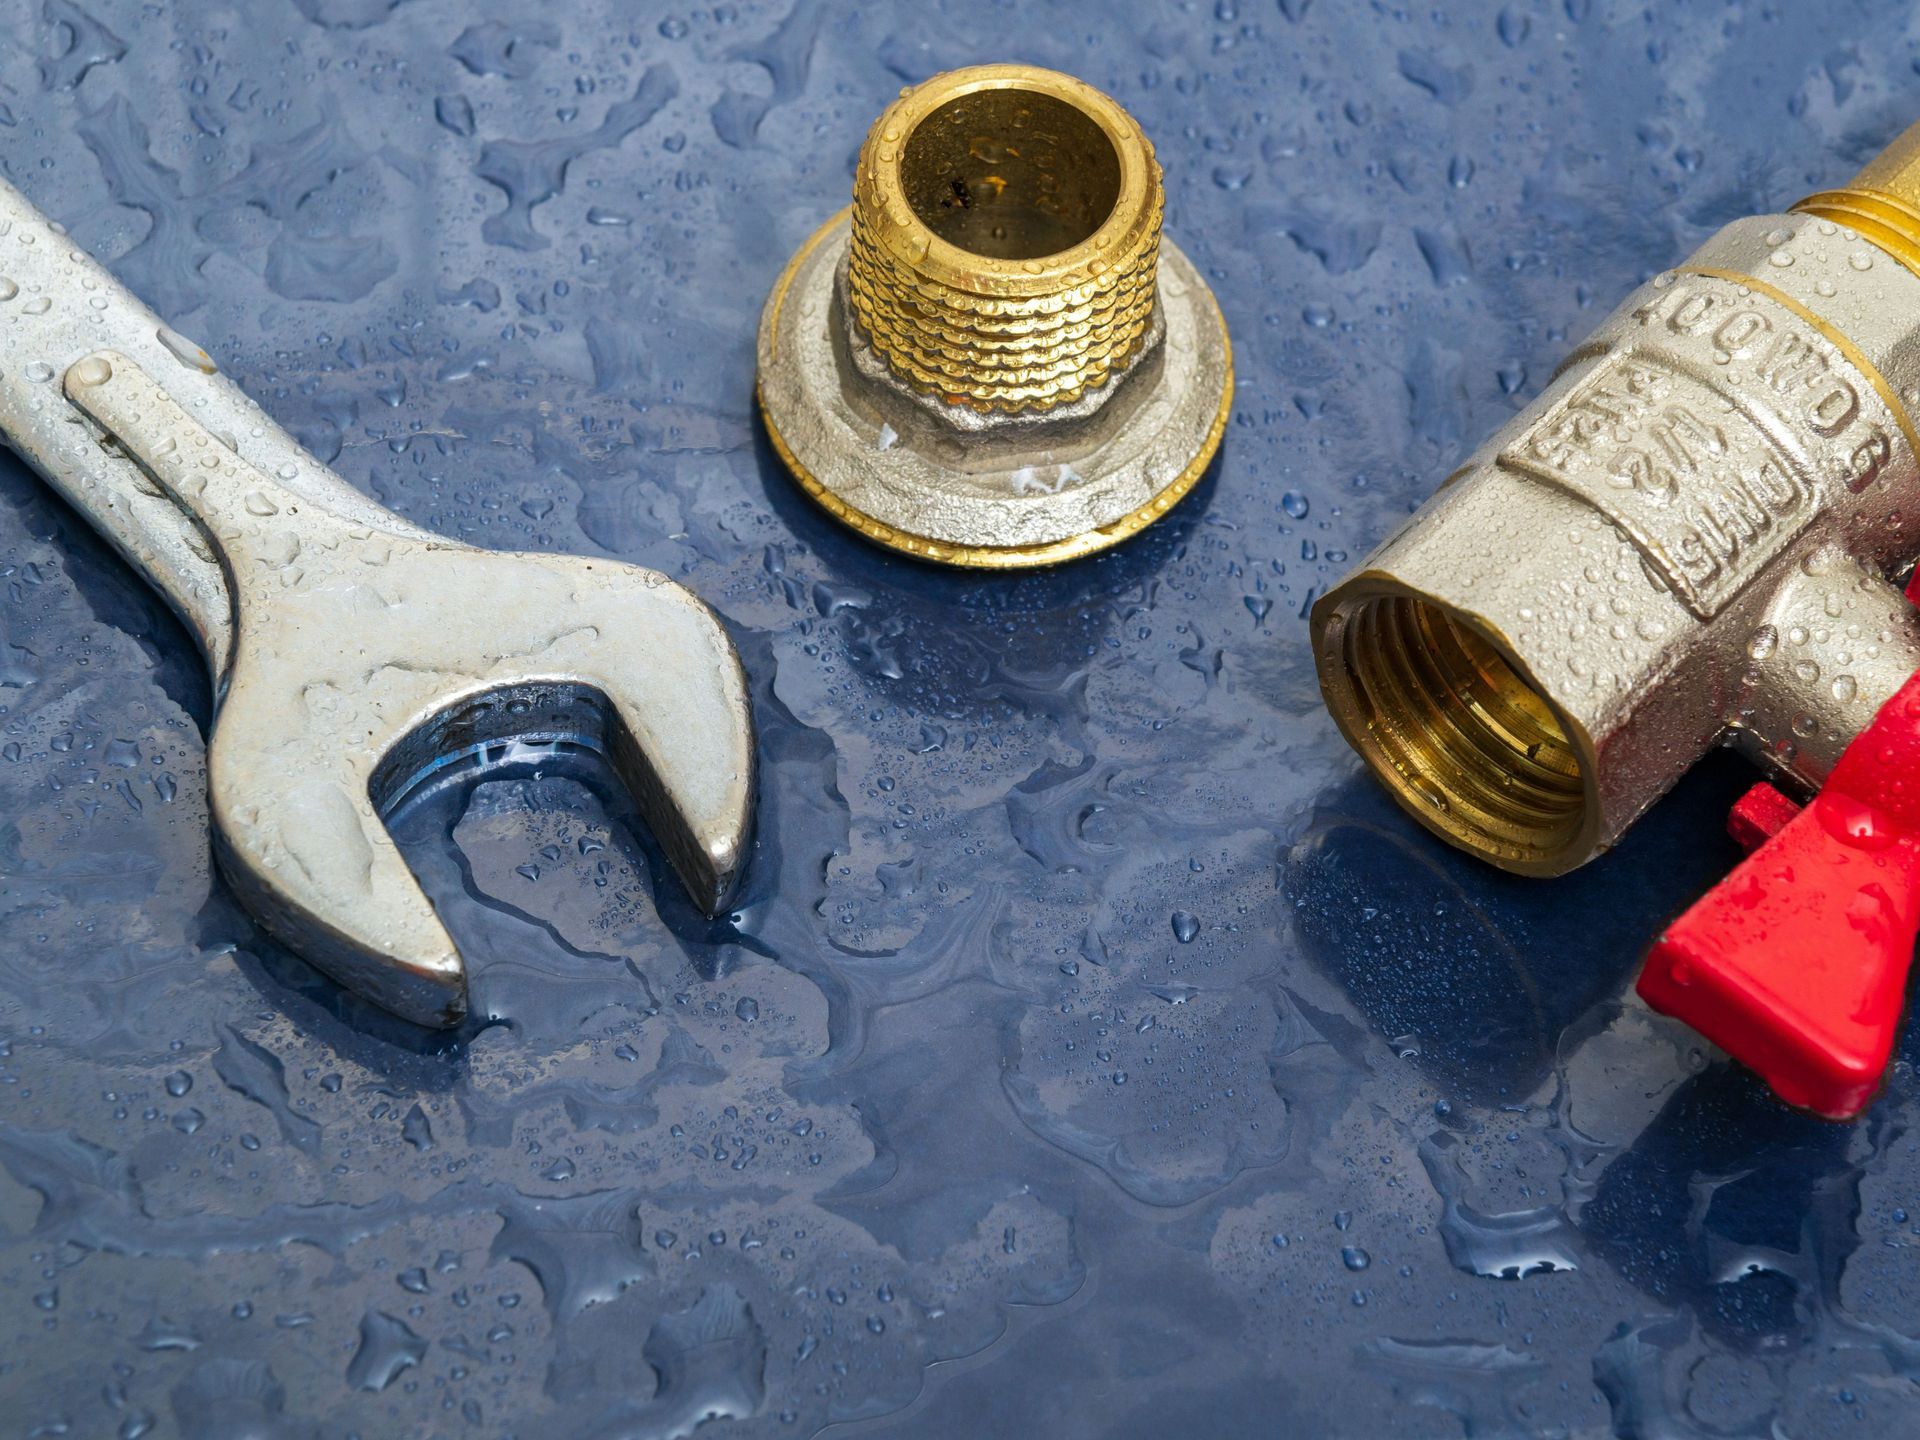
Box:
[402, 1104, 434, 1151]
[156, 326, 216, 374]
[346, 1310, 427, 1392]
[435, 93, 476, 136]
[1822, 794, 1893, 850]
[68, 355, 111, 387]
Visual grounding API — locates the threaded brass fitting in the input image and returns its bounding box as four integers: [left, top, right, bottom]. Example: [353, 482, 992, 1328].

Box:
[756, 64, 1231, 569]
[845, 67, 1164, 413]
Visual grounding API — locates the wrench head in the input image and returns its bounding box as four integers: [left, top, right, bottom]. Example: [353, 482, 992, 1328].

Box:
[207, 543, 756, 1027]
[66, 352, 755, 1027]
[211, 543, 754, 1026]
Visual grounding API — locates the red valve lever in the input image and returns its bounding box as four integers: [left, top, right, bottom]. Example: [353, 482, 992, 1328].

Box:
[1638, 673, 1920, 1119]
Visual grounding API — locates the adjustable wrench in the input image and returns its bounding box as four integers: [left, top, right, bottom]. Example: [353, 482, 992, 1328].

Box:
[0, 176, 755, 1027]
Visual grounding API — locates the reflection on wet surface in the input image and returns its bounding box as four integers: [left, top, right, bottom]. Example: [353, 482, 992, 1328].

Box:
[3, 1, 1920, 1435]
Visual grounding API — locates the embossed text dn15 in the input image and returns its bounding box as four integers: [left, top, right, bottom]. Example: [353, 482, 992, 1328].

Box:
[1499, 276, 1894, 621]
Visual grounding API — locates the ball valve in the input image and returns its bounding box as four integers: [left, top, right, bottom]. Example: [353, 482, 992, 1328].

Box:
[1314, 121, 1920, 1119]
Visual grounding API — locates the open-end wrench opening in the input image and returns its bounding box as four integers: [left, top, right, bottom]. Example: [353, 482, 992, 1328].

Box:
[367, 682, 620, 812]
[366, 680, 731, 922]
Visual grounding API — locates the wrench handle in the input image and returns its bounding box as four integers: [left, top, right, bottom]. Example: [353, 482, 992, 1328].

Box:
[0, 175, 428, 684]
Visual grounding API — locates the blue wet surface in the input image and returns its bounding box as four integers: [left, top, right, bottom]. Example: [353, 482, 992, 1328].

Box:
[3, 0, 1920, 1435]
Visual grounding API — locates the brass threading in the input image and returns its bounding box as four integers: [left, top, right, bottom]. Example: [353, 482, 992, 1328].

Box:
[1332, 595, 1586, 867]
[846, 64, 1164, 413]
[1796, 118, 1920, 279]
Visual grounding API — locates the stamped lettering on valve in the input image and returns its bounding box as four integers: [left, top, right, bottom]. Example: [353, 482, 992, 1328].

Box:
[1497, 276, 1895, 619]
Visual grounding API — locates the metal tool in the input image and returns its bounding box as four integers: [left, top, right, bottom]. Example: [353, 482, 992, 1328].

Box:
[1312, 118, 1920, 1117]
[758, 64, 1232, 568]
[0, 177, 754, 1028]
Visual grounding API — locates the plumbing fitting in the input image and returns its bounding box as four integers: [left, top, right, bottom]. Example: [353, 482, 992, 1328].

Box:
[1313, 119, 1920, 1118]
[756, 64, 1232, 567]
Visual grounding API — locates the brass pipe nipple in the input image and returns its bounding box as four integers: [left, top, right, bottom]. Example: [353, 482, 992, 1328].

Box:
[845, 67, 1164, 413]
[756, 63, 1232, 568]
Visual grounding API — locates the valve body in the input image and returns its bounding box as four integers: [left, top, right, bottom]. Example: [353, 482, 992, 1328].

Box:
[1315, 132, 1920, 878]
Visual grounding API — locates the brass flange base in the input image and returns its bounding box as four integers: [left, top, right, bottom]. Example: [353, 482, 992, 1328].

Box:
[756, 209, 1232, 569]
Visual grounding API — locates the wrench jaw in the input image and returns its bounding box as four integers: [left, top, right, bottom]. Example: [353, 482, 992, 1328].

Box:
[206, 773, 470, 1028]
[205, 615, 755, 1030]
[340, 545, 759, 930]
[65, 350, 757, 1028]
[599, 685, 753, 915]
[547, 573, 758, 918]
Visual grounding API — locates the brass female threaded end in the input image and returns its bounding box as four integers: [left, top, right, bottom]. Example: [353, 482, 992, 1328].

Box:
[845, 65, 1164, 414]
[1325, 593, 1585, 869]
